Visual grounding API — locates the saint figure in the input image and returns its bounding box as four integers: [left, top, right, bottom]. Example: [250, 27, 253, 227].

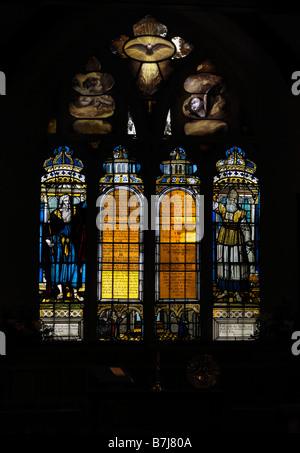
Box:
[42, 194, 86, 301]
[213, 188, 255, 301]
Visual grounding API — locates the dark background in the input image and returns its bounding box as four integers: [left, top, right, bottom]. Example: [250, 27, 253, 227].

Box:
[1, 0, 300, 435]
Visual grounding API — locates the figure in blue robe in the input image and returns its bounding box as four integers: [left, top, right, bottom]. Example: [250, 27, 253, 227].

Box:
[42, 195, 86, 301]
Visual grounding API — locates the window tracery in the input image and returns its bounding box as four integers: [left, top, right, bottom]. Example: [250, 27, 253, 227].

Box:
[39, 16, 260, 343]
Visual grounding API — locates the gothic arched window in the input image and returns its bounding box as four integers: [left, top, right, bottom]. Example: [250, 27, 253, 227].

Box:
[39, 146, 87, 340]
[38, 14, 263, 344]
[97, 146, 145, 340]
[154, 147, 202, 340]
[212, 146, 260, 340]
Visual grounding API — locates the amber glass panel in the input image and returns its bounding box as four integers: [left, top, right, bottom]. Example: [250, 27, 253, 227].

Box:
[159, 190, 197, 299]
[100, 189, 141, 300]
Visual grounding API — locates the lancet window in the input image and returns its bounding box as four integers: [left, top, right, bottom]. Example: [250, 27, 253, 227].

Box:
[154, 147, 202, 340]
[212, 146, 260, 340]
[39, 146, 87, 340]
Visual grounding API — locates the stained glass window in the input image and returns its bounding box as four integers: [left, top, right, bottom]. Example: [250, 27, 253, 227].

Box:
[69, 57, 115, 135]
[182, 59, 230, 137]
[97, 145, 144, 340]
[111, 15, 193, 113]
[155, 147, 202, 340]
[39, 146, 87, 340]
[164, 110, 172, 136]
[127, 111, 137, 136]
[212, 146, 260, 340]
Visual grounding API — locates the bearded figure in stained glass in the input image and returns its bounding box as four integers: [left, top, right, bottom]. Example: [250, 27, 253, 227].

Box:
[213, 188, 255, 302]
[42, 194, 86, 301]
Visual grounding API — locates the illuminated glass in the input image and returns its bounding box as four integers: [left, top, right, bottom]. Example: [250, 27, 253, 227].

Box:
[127, 111, 137, 136]
[39, 146, 87, 340]
[97, 145, 144, 340]
[100, 189, 140, 299]
[155, 147, 201, 340]
[212, 146, 260, 340]
[159, 189, 197, 299]
[182, 59, 230, 137]
[111, 15, 193, 110]
[70, 57, 115, 135]
[164, 110, 172, 136]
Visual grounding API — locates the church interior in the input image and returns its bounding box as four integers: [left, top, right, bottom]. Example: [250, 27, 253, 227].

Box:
[1, 0, 300, 435]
